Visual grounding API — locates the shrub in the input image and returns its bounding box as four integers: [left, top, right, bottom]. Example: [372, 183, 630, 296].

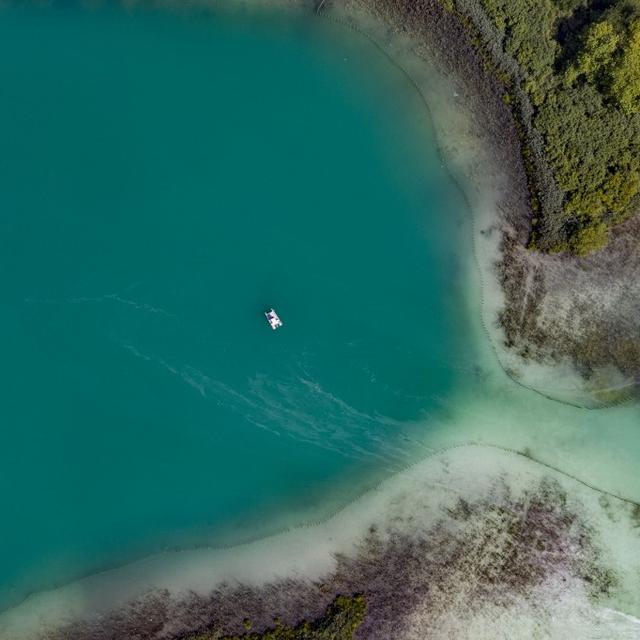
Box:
[567, 221, 609, 256]
[186, 595, 367, 640]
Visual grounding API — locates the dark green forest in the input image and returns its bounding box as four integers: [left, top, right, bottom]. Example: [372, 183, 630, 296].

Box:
[460, 0, 640, 254]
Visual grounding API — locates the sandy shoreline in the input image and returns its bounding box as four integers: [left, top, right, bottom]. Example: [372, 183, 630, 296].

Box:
[330, 0, 640, 407]
[2, 445, 639, 639]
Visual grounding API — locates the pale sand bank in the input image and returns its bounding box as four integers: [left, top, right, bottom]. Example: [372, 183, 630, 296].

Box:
[1, 446, 639, 638]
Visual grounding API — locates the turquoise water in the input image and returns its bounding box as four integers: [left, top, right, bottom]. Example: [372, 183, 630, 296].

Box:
[0, 4, 471, 608]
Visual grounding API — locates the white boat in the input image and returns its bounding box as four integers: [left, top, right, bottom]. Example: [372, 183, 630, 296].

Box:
[265, 308, 283, 330]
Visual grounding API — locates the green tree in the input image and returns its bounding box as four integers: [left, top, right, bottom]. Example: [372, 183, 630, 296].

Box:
[567, 222, 609, 256]
[566, 20, 619, 86]
[609, 20, 640, 114]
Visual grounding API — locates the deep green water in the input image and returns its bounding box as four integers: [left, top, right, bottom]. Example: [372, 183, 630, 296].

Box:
[0, 3, 472, 608]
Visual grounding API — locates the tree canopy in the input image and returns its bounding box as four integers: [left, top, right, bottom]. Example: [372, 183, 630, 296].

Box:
[610, 19, 640, 115]
[466, 0, 640, 254]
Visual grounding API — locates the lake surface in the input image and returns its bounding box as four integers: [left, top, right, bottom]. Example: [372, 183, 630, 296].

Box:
[0, 3, 472, 608]
[2, 4, 640, 633]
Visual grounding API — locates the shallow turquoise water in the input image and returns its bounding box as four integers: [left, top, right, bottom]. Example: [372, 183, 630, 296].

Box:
[0, 4, 471, 608]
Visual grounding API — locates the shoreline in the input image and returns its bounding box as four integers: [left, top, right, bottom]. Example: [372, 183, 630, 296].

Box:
[329, 0, 640, 407]
[3, 445, 640, 639]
